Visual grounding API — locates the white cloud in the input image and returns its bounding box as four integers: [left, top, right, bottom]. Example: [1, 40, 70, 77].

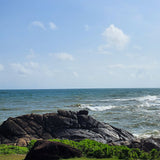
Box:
[108, 64, 126, 69]
[108, 63, 157, 70]
[54, 52, 74, 61]
[41, 67, 59, 77]
[133, 45, 142, 50]
[26, 49, 36, 59]
[31, 21, 46, 30]
[49, 22, 57, 30]
[98, 45, 112, 55]
[11, 63, 31, 76]
[107, 63, 159, 80]
[84, 24, 89, 31]
[102, 24, 130, 50]
[11, 62, 39, 76]
[0, 64, 4, 71]
[73, 71, 79, 78]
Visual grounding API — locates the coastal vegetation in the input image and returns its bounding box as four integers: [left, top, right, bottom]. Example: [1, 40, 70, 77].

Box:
[1, 139, 160, 160]
[50, 139, 160, 160]
[0, 144, 28, 154]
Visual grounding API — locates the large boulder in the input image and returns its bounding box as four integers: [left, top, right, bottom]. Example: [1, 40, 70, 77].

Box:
[0, 110, 134, 146]
[128, 138, 160, 152]
[0, 109, 160, 151]
[24, 140, 82, 160]
[0, 109, 134, 146]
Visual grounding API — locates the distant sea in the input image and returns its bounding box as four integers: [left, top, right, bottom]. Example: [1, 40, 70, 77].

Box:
[0, 88, 160, 138]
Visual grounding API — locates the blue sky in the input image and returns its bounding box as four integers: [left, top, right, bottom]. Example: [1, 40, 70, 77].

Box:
[1, 0, 160, 89]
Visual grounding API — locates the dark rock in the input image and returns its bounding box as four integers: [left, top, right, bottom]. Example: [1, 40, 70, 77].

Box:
[0, 110, 135, 146]
[24, 140, 82, 160]
[57, 110, 77, 119]
[1, 109, 160, 151]
[77, 110, 88, 115]
[128, 137, 160, 152]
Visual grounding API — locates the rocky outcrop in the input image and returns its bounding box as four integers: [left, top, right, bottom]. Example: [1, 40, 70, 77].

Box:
[1, 109, 159, 151]
[128, 138, 160, 152]
[109, 137, 160, 152]
[24, 140, 82, 160]
[0, 110, 134, 146]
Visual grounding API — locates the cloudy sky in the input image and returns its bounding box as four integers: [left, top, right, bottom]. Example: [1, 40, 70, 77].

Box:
[1, 0, 160, 89]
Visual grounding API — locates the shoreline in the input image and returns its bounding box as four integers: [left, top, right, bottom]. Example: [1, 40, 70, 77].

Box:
[0, 88, 159, 139]
[0, 109, 160, 152]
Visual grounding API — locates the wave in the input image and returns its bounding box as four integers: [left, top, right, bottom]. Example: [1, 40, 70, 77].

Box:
[112, 95, 160, 108]
[82, 105, 117, 111]
[136, 95, 158, 102]
[67, 94, 160, 111]
[134, 130, 160, 138]
[98, 98, 130, 102]
[69, 103, 117, 111]
[95, 95, 160, 103]
[136, 96, 160, 108]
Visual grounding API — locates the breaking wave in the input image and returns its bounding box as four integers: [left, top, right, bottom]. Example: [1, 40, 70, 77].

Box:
[134, 130, 160, 138]
[136, 95, 158, 102]
[69, 103, 117, 111]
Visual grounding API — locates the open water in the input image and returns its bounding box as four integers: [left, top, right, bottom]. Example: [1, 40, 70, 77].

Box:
[0, 88, 160, 138]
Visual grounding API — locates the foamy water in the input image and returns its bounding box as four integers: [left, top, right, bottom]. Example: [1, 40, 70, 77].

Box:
[0, 88, 160, 138]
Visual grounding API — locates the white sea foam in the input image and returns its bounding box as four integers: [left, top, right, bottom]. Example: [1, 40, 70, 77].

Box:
[100, 95, 159, 103]
[99, 98, 131, 102]
[79, 104, 117, 111]
[138, 102, 151, 108]
[134, 95, 160, 108]
[134, 130, 160, 138]
[137, 95, 158, 102]
[82, 95, 160, 105]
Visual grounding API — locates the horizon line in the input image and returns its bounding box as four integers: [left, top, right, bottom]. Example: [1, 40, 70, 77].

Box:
[0, 87, 160, 90]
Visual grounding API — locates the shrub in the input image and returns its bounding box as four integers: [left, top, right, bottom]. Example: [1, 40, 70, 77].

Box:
[0, 144, 28, 154]
[48, 139, 160, 160]
[27, 139, 37, 151]
[4, 138, 159, 160]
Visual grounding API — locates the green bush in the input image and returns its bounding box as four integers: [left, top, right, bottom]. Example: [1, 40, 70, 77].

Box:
[1, 138, 160, 160]
[27, 139, 37, 151]
[48, 139, 160, 160]
[0, 144, 28, 154]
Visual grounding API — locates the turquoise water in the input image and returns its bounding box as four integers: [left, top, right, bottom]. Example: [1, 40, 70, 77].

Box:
[0, 88, 160, 138]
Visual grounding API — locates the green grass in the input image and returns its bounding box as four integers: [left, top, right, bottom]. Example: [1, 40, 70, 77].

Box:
[0, 155, 119, 160]
[0, 144, 28, 154]
[0, 154, 25, 160]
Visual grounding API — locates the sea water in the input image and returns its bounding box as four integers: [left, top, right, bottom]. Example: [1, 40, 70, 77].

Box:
[0, 88, 160, 138]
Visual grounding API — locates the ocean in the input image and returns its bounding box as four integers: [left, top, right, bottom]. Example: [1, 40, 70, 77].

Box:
[0, 88, 160, 138]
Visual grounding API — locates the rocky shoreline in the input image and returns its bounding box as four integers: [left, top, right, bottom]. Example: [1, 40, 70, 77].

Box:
[0, 110, 160, 151]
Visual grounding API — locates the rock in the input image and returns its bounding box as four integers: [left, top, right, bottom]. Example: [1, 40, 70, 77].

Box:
[16, 138, 28, 146]
[24, 140, 82, 160]
[0, 109, 135, 146]
[57, 110, 77, 119]
[128, 137, 160, 152]
[0, 109, 160, 151]
[77, 110, 88, 115]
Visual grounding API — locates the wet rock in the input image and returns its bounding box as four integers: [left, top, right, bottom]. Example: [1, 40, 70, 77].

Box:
[24, 140, 82, 160]
[0, 109, 135, 146]
[77, 110, 88, 115]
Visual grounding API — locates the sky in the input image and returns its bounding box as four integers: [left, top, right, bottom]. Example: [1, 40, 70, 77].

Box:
[1, 0, 160, 89]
